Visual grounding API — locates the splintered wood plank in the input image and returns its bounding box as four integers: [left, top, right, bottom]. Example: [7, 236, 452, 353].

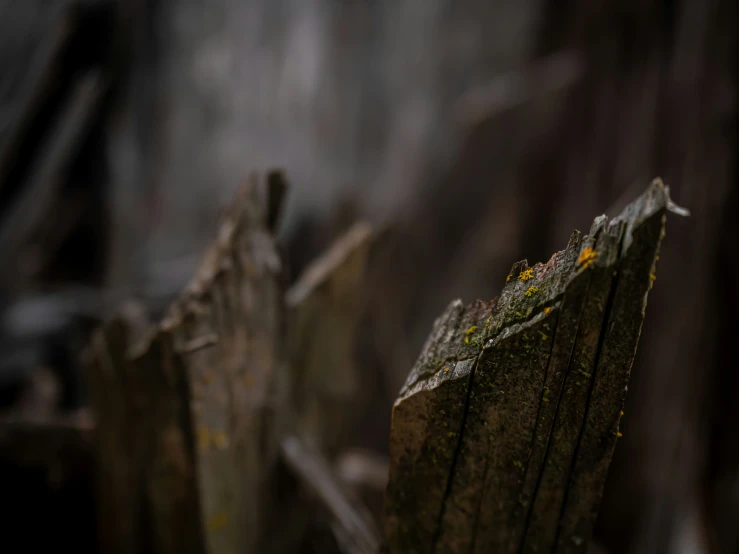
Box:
[384, 298, 496, 553]
[88, 174, 287, 554]
[551, 182, 671, 554]
[384, 179, 682, 554]
[161, 175, 286, 554]
[286, 220, 373, 457]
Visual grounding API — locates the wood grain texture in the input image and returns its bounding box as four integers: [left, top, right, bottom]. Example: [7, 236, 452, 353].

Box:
[385, 179, 678, 554]
[87, 174, 287, 554]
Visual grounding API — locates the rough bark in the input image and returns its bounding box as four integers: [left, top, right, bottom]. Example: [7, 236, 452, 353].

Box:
[384, 180, 680, 554]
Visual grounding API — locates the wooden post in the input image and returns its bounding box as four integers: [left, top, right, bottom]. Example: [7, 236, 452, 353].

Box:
[384, 179, 682, 554]
[87, 175, 288, 554]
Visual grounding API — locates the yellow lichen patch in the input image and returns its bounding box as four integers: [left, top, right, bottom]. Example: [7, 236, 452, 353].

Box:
[485, 315, 492, 328]
[616, 431, 623, 438]
[506, 274, 512, 282]
[464, 336, 470, 344]
[578, 247, 595, 264]
[649, 272, 657, 290]
[519, 268, 535, 281]
[578, 247, 598, 269]
[525, 286, 539, 297]
[444, 367, 450, 372]
[212, 430, 230, 450]
[206, 510, 229, 532]
[620, 410, 625, 417]
[543, 307, 552, 315]
[466, 325, 478, 335]
[197, 425, 211, 451]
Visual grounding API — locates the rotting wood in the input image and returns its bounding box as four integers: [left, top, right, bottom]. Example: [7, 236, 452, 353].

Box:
[384, 179, 684, 554]
[287, 221, 373, 457]
[87, 174, 288, 554]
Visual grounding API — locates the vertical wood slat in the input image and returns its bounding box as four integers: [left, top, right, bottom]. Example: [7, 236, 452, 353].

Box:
[88, 174, 287, 554]
[385, 180, 680, 554]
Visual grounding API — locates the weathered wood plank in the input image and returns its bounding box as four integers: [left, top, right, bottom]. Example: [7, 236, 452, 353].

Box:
[551, 183, 671, 554]
[384, 297, 496, 553]
[287, 221, 373, 457]
[87, 174, 288, 554]
[384, 179, 681, 554]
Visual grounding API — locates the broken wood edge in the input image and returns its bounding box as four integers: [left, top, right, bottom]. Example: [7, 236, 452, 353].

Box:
[126, 173, 283, 361]
[86, 172, 289, 554]
[384, 178, 681, 554]
[286, 221, 373, 308]
[285, 220, 374, 457]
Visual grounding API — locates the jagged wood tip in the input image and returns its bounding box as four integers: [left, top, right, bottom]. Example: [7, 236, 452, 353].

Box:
[385, 179, 678, 554]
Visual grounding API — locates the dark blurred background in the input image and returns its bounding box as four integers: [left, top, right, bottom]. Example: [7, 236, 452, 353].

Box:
[0, 0, 736, 553]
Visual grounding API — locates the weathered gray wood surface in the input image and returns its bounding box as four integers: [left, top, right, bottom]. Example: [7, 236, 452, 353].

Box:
[86, 173, 382, 554]
[87, 175, 288, 554]
[384, 179, 680, 554]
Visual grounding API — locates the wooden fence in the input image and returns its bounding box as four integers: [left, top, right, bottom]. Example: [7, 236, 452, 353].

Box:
[1, 176, 682, 554]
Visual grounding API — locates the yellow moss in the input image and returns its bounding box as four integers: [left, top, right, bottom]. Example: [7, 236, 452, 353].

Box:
[544, 307, 551, 315]
[197, 425, 210, 451]
[578, 247, 598, 269]
[212, 430, 230, 450]
[206, 510, 229, 532]
[465, 325, 478, 335]
[519, 268, 535, 281]
[525, 286, 539, 297]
